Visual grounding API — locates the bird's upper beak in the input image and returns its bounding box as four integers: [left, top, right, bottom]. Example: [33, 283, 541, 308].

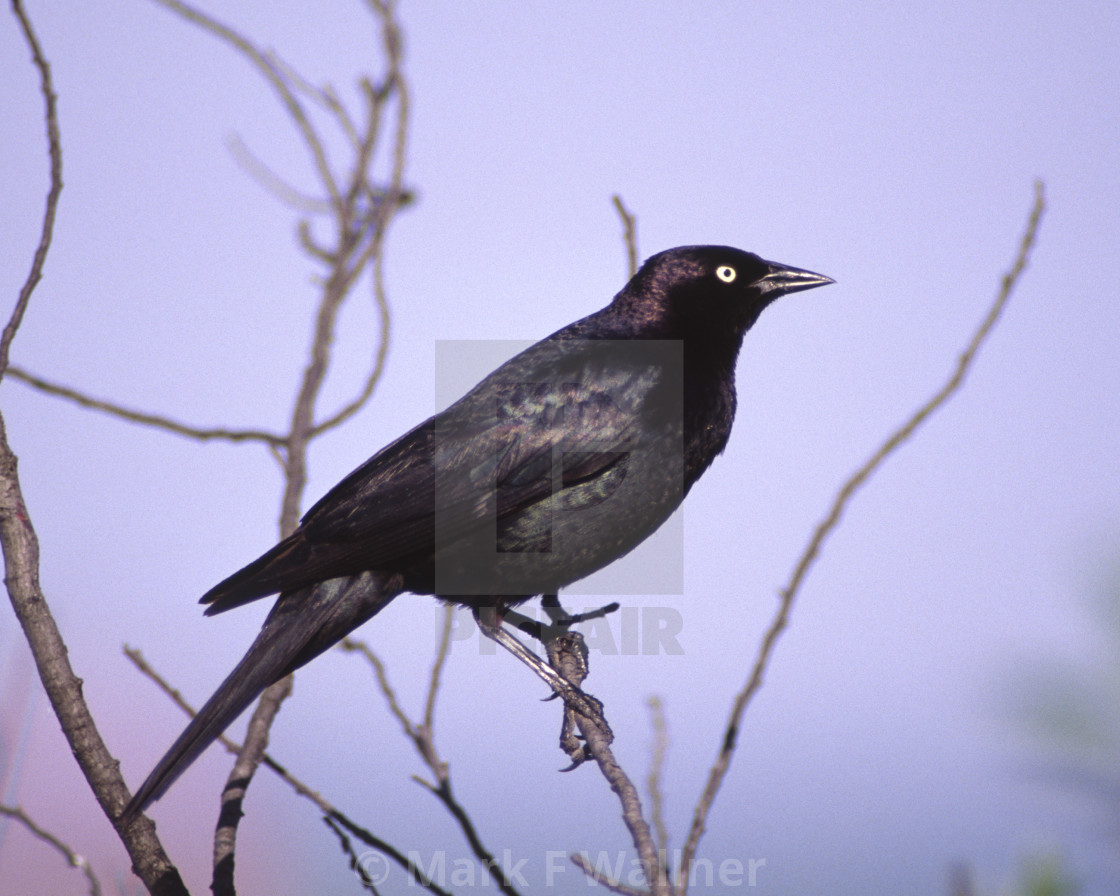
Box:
[756, 261, 835, 298]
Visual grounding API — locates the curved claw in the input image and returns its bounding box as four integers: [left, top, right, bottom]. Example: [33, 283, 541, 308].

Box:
[559, 745, 593, 772]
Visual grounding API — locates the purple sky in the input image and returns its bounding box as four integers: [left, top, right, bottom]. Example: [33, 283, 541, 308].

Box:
[3, 2, 1119, 894]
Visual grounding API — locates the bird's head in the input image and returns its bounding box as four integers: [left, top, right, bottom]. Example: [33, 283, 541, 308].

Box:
[616, 245, 834, 340]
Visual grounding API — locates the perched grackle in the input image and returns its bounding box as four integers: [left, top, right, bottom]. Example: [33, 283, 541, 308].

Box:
[123, 245, 832, 817]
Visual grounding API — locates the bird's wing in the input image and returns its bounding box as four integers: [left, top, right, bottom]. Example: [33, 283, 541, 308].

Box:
[202, 338, 656, 612]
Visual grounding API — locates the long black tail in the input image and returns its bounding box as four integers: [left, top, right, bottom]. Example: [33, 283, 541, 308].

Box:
[123, 572, 399, 818]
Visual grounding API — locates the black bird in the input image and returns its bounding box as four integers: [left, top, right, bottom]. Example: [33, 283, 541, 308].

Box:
[123, 245, 832, 817]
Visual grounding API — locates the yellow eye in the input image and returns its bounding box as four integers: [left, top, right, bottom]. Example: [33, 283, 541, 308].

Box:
[716, 265, 737, 283]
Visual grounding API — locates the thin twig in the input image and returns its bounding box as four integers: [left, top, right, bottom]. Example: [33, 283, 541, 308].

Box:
[423, 604, 454, 733]
[0, 804, 102, 896]
[126, 644, 455, 894]
[4, 5, 188, 892]
[265, 51, 361, 155]
[326, 811, 453, 896]
[645, 695, 670, 860]
[412, 778, 523, 896]
[309, 2, 408, 439]
[148, 0, 342, 210]
[1, 0, 62, 377]
[570, 852, 650, 896]
[126, 645, 364, 816]
[612, 194, 638, 279]
[340, 637, 417, 740]
[342, 621, 525, 896]
[308, 246, 393, 438]
[343, 77, 386, 216]
[322, 815, 381, 894]
[676, 181, 1047, 890]
[6, 366, 286, 446]
[225, 132, 328, 214]
[133, 2, 411, 879]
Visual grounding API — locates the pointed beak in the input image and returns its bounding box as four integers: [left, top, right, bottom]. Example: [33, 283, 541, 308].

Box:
[755, 261, 835, 298]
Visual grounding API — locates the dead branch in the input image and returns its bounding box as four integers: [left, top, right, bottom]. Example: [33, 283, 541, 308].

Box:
[4, 366, 285, 446]
[645, 695, 670, 860]
[1, 2, 60, 375]
[612, 194, 639, 279]
[676, 181, 1047, 891]
[342, 608, 527, 896]
[0, 804, 102, 896]
[3, 4, 189, 894]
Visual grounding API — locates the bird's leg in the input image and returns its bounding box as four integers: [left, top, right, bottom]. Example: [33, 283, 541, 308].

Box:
[499, 600, 591, 759]
[504, 594, 620, 644]
[473, 603, 612, 762]
[500, 606, 547, 642]
[540, 593, 620, 627]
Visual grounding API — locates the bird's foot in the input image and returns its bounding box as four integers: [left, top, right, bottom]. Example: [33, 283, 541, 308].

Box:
[540, 607, 614, 762]
[473, 601, 614, 763]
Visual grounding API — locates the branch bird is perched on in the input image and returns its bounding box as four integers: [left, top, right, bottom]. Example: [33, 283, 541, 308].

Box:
[123, 245, 833, 818]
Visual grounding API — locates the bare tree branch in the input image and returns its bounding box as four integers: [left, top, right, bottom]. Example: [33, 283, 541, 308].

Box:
[575, 701, 670, 896]
[676, 180, 1048, 891]
[570, 851, 650, 896]
[340, 637, 418, 740]
[3, 5, 188, 893]
[148, 0, 342, 210]
[1, 0, 61, 376]
[322, 815, 382, 894]
[212, 675, 293, 896]
[5, 366, 286, 446]
[225, 132, 328, 214]
[10, 0, 410, 891]
[0, 804, 102, 896]
[274, 0, 408, 531]
[645, 695, 670, 860]
[0, 447, 188, 894]
[325, 811, 453, 896]
[309, 5, 408, 441]
[127, 643, 461, 893]
[509, 623, 670, 896]
[119, 1, 411, 885]
[423, 605, 454, 732]
[612, 194, 639, 279]
[342, 610, 527, 896]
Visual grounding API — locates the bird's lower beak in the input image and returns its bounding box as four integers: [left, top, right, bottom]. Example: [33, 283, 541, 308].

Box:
[756, 262, 835, 297]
